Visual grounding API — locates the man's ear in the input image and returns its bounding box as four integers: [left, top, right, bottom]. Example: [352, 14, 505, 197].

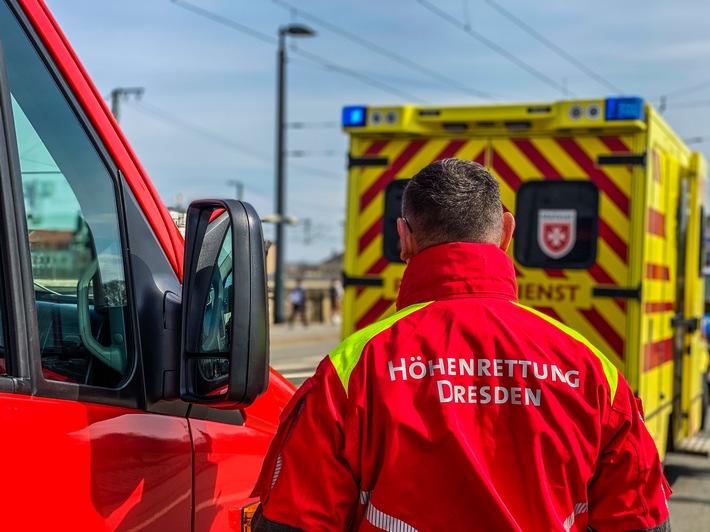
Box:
[498, 212, 515, 252]
[398, 217, 414, 262]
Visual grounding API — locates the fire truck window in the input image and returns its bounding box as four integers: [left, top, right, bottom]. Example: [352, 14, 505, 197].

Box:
[514, 181, 599, 269]
[383, 179, 410, 263]
[0, 2, 132, 388]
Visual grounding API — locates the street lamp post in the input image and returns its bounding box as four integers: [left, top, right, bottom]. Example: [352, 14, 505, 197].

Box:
[109, 87, 144, 123]
[227, 179, 244, 201]
[273, 24, 315, 324]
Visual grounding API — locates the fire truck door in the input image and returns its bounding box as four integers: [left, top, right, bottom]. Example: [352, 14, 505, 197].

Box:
[0, 2, 193, 528]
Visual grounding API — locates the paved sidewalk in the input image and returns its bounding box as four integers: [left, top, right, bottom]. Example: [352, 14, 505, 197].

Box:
[269, 321, 342, 347]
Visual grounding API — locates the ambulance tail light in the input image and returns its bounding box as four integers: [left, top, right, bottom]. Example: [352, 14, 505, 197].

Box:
[605, 97, 644, 121]
[342, 106, 367, 127]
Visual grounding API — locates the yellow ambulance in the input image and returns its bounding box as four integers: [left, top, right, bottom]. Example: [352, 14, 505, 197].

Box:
[341, 97, 708, 458]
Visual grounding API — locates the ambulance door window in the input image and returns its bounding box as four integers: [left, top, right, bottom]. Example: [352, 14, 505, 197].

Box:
[0, 1, 132, 388]
[514, 181, 599, 269]
[675, 178, 689, 314]
[671, 177, 690, 440]
[383, 179, 409, 263]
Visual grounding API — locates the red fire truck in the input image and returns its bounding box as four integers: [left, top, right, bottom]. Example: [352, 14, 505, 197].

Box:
[0, 0, 292, 529]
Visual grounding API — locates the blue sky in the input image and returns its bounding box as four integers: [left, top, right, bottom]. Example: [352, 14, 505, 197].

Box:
[44, 0, 710, 263]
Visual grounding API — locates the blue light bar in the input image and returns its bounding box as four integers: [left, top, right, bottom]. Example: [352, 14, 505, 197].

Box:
[605, 97, 644, 121]
[342, 106, 367, 127]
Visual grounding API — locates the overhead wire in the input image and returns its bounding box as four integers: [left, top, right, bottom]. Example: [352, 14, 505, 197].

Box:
[125, 101, 345, 212]
[662, 100, 710, 110]
[659, 80, 710, 100]
[125, 100, 343, 182]
[271, 0, 495, 100]
[416, 0, 571, 96]
[130, 100, 272, 161]
[287, 121, 339, 129]
[170, 0, 426, 102]
[682, 136, 707, 145]
[290, 47, 426, 102]
[483, 0, 622, 94]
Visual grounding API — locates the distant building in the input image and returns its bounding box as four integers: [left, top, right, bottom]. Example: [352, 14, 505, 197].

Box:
[167, 206, 186, 236]
[286, 251, 343, 281]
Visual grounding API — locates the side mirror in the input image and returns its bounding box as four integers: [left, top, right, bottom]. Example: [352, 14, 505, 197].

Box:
[180, 199, 269, 407]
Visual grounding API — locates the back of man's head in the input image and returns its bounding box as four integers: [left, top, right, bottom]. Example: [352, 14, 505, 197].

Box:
[402, 158, 503, 249]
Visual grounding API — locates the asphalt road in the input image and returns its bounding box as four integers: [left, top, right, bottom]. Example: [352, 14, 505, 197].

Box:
[269, 322, 341, 386]
[269, 323, 710, 528]
[665, 449, 710, 529]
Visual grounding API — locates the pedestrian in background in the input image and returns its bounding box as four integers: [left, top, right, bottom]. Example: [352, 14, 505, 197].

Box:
[251, 159, 670, 531]
[287, 279, 307, 328]
[330, 277, 344, 325]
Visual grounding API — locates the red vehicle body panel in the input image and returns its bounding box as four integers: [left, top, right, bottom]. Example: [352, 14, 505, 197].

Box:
[0, 1, 296, 529]
[0, 394, 193, 528]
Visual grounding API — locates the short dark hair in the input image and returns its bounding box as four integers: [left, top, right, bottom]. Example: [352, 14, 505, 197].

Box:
[401, 158, 503, 248]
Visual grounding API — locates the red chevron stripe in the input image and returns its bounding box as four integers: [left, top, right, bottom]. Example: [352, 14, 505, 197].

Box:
[588, 263, 617, 286]
[356, 297, 394, 331]
[433, 139, 466, 161]
[491, 148, 523, 192]
[368, 256, 389, 275]
[644, 338, 673, 370]
[598, 219, 628, 263]
[599, 136, 631, 153]
[358, 218, 383, 253]
[580, 307, 625, 359]
[545, 269, 566, 278]
[355, 256, 391, 297]
[588, 263, 626, 311]
[364, 140, 388, 156]
[475, 150, 486, 166]
[513, 138, 562, 179]
[647, 207, 666, 238]
[354, 140, 388, 260]
[644, 301, 675, 313]
[555, 138, 629, 216]
[645, 263, 670, 281]
[360, 140, 426, 212]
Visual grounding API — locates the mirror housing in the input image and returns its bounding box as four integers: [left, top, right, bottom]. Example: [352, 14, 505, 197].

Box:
[180, 199, 269, 406]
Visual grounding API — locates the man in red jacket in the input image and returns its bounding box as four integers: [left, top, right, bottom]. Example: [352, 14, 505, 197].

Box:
[252, 158, 671, 531]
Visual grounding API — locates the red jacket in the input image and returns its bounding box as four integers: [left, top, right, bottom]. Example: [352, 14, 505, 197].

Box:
[253, 243, 670, 531]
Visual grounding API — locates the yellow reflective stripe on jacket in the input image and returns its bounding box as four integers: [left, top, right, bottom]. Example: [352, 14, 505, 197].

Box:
[513, 302, 619, 404]
[329, 302, 432, 395]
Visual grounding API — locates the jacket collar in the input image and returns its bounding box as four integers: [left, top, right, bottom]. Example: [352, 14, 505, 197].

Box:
[396, 242, 518, 309]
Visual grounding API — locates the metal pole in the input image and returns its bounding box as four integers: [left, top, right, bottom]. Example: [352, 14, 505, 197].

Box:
[109, 87, 143, 124]
[228, 179, 244, 201]
[274, 30, 287, 324]
[110, 88, 121, 123]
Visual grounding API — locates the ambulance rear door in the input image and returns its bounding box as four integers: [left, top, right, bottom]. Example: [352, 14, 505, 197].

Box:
[497, 130, 642, 382]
